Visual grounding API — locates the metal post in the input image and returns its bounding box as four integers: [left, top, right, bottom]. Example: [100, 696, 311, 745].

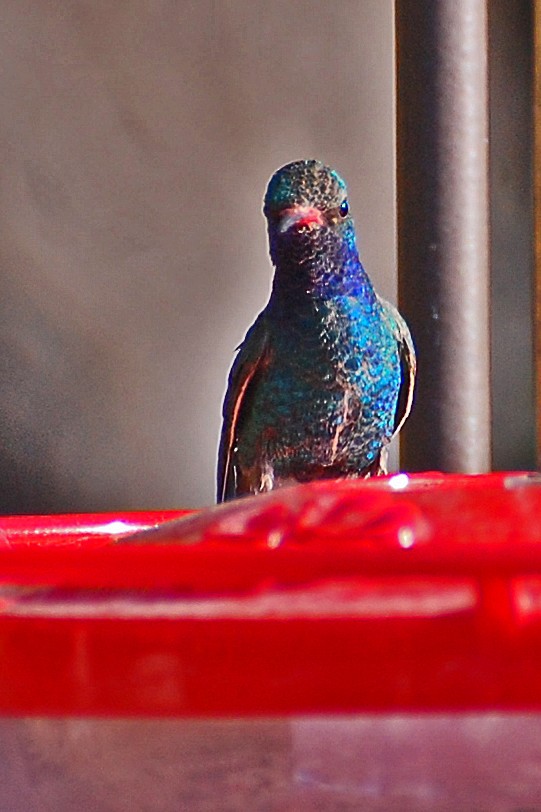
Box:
[396, 0, 491, 472]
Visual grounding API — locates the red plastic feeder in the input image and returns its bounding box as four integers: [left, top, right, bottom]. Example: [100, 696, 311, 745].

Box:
[1, 472, 541, 811]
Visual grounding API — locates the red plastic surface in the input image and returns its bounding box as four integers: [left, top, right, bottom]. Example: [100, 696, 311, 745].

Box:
[1, 472, 541, 716]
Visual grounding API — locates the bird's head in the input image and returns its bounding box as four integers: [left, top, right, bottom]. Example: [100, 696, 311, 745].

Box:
[263, 160, 352, 256]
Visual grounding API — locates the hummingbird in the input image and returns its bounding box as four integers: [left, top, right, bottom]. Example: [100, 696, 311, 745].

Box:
[217, 159, 415, 502]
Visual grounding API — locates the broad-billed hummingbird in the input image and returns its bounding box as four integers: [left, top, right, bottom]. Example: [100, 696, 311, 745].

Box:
[217, 160, 415, 502]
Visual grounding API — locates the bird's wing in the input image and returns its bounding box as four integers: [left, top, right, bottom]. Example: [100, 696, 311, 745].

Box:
[217, 314, 270, 503]
[378, 297, 416, 437]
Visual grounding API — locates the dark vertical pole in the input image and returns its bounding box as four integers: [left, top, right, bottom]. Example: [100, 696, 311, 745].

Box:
[396, 0, 491, 472]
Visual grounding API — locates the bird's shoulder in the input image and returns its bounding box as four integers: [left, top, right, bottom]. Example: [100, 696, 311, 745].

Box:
[377, 296, 415, 357]
[228, 310, 272, 384]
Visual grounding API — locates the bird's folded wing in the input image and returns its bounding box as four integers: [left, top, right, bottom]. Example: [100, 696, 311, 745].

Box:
[217, 314, 270, 503]
[378, 297, 416, 437]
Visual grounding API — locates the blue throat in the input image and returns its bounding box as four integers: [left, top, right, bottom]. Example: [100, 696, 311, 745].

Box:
[268, 220, 378, 315]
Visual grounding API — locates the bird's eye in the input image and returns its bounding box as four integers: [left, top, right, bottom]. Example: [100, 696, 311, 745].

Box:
[339, 200, 349, 217]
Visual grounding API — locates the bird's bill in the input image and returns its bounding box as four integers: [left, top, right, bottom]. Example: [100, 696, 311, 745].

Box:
[278, 205, 324, 234]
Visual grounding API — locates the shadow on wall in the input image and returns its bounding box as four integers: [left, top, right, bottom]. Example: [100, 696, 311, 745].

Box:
[489, 0, 535, 471]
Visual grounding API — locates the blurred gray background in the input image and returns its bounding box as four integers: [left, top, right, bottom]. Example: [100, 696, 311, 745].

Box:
[0, 1, 534, 513]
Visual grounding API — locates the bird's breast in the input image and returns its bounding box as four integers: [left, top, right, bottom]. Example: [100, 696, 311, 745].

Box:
[265, 298, 399, 424]
[235, 294, 402, 480]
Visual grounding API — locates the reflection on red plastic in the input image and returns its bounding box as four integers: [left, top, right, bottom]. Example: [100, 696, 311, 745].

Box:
[1, 473, 541, 716]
